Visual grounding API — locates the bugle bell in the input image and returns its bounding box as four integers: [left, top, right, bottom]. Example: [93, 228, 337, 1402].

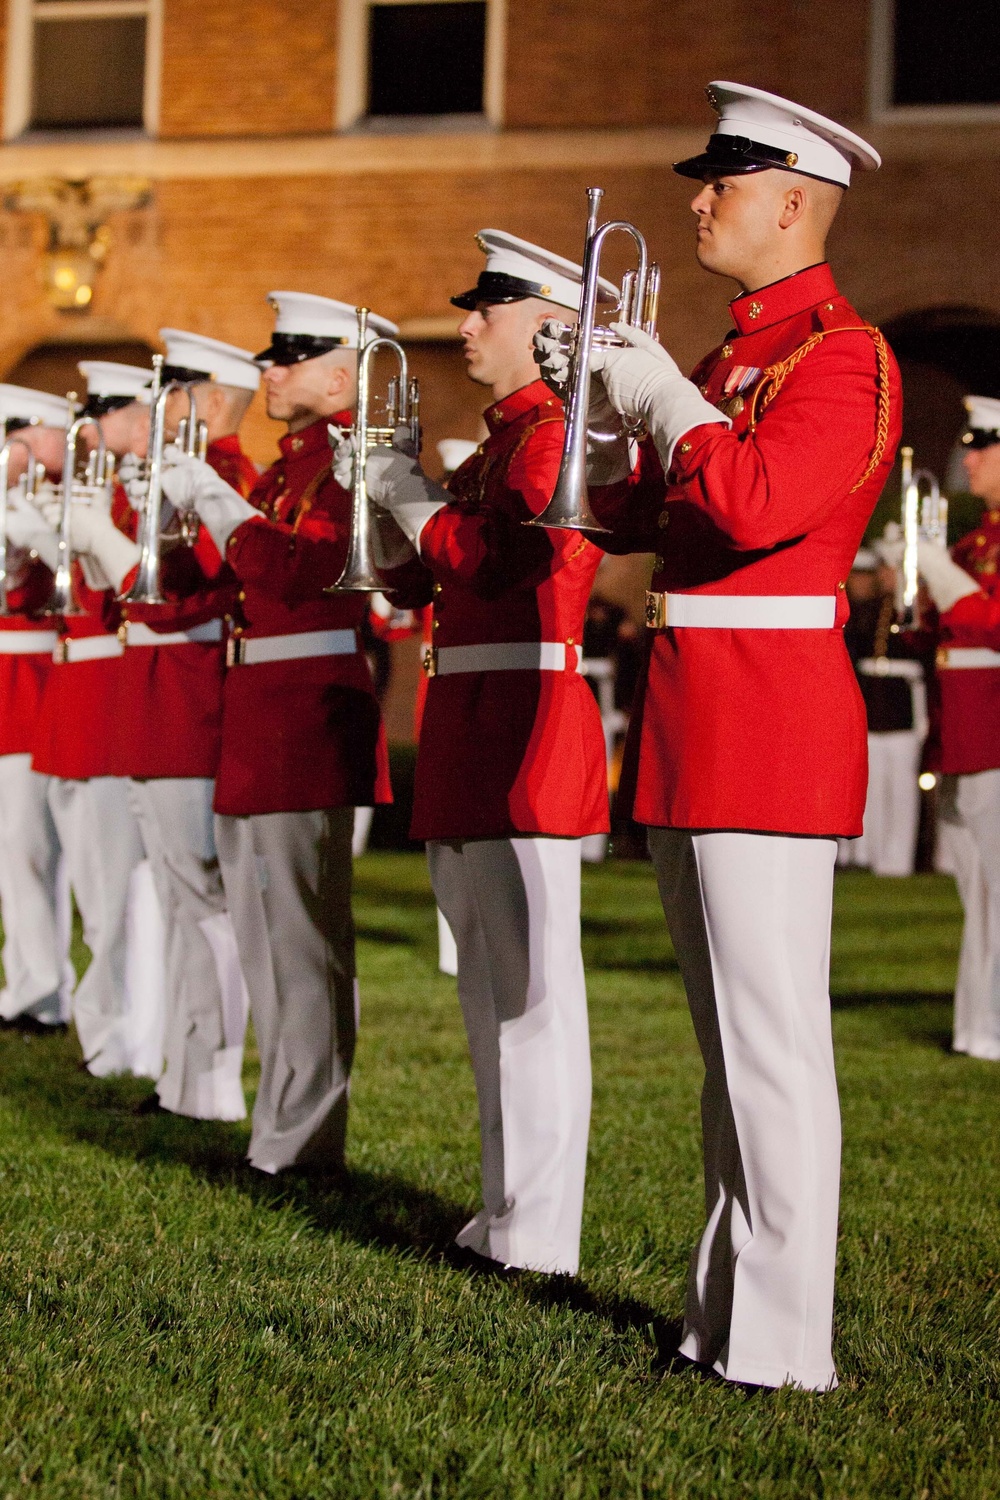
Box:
[529, 186, 660, 534]
[327, 306, 420, 593]
[898, 444, 947, 628]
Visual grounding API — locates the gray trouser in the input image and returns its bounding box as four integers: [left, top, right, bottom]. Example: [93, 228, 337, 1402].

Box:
[215, 807, 357, 1172]
[940, 769, 1000, 1060]
[0, 756, 73, 1025]
[129, 778, 249, 1120]
[428, 836, 591, 1276]
[648, 827, 840, 1392]
[46, 774, 147, 1074]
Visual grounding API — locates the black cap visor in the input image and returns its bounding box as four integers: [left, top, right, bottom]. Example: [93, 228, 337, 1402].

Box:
[674, 132, 839, 185]
[451, 270, 560, 312]
[962, 428, 1000, 451]
[161, 363, 215, 386]
[82, 393, 143, 419]
[255, 331, 350, 367]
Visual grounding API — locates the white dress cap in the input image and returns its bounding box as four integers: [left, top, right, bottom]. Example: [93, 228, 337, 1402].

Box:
[451, 230, 619, 314]
[257, 292, 398, 364]
[0, 384, 72, 431]
[77, 360, 152, 405]
[962, 394, 1000, 447]
[674, 81, 881, 188]
[158, 329, 261, 391]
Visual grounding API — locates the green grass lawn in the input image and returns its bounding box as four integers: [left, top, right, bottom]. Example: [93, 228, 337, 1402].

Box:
[0, 857, 998, 1498]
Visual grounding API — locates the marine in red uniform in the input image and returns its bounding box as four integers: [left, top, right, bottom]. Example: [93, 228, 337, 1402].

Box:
[911, 395, 1000, 1059]
[0, 387, 74, 1031]
[538, 84, 901, 1387]
[160, 292, 420, 1176]
[110, 329, 263, 1121]
[339, 234, 613, 1275]
[29, 362, 154, 1077]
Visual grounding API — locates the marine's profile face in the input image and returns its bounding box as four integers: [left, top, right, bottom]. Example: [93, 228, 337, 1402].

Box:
[963, 440, 1000, 505]
[689, 170, 782, 281]
[262, 353, 353, 428]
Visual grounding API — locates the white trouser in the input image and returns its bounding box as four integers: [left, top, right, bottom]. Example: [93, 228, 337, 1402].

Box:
[215, 807, 357, 1173]
[0, 756, 73, 1025]
[846, 731, 921, 876]
[648, 827, 840, 1391]
[45, 774, 153, 1076]
[428, 836, 592, 1276]
[939, 770, 1000, 1060]
[129, 778, 249, 1119]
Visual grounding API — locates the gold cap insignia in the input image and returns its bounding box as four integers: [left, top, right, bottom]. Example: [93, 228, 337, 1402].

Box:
[785, 152, 799, 167]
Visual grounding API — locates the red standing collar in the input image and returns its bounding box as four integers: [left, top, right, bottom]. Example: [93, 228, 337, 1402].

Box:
[729, 263, 840, 335]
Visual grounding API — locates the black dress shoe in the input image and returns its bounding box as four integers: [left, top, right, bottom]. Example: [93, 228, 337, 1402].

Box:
[0, 1015, 68, 1036]
[132, 1094, 164, 1116]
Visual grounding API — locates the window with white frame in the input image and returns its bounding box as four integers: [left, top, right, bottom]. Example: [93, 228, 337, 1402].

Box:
[3, 0, 162, 139]
[337, 0, 505, 130]
[870, 0, 1000, 120]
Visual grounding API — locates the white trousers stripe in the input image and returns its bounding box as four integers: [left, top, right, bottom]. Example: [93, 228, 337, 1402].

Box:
[428, 836, 591, 1276]
[648, 827, 840, 1391]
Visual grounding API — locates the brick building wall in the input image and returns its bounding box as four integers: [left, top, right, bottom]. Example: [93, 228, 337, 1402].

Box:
[0, 0, 997, 734]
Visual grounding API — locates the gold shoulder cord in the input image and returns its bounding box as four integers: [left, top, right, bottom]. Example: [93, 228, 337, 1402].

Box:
[747, 325, 891, 493]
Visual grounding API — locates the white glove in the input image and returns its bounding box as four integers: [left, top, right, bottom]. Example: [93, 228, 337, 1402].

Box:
[160, 457, 255, 553]
[4, 492, 59, 571]
[533, 319, 635, 486]
[330, 428, 354, 492]
[362, 447, 449, 551]
[117, 453, 148, 511]
[917, 538, 982, 615]
[69, 507, 140, 593]
[874, 522, 905, 570]
[590, 322, 730, 472]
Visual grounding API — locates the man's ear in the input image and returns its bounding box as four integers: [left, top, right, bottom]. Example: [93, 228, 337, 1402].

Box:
[327, 361, 352, 403]
[778, 185, 808, 229]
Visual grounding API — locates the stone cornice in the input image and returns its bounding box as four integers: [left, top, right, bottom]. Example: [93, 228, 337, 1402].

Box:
[0, 122, 996, 184]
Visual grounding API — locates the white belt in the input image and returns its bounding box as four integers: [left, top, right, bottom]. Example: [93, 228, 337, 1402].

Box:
[0, 630, 59, 655]
[55, 634, 124, 664]
[423, 641, 581, 678]
[937, 647, 1000, 670]
[857, 656, 924, 681]
[122, 619, 223, 648]
[227, 628, 358, 667]
[645, 591, 837, 630]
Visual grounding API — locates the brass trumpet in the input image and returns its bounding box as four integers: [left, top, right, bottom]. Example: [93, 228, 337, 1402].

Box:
[530, 186, 660, 533]
[121, 355, 209, 605]
[898, 445, 947, 628]
[43, 402, 114, 617]
[0, 434, 45, 615]
[328, 307, 419, 593]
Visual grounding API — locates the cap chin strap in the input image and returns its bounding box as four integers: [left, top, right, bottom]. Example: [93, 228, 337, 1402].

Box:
[161, 363, 215, 386]
[963, 428, 1000, 451]
[82, 393, 141, 418]
[451, 270, 556, 311]
[254, 332, 350, 367]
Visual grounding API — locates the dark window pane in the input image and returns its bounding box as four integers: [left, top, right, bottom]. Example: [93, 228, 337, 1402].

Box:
[369, 3, 485, 116]
[894, 0, 1000, 106]
[32, 17, 146, 129]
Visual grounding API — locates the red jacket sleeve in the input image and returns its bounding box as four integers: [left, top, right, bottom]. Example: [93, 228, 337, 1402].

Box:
[225, 509, 344, 602]
[418, 419, 588, 597]
[940, 588, 1000, 648]
[591, 330, 893, 555]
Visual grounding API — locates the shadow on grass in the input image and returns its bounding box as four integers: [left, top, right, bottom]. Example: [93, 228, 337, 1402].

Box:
[0, 1031, 673, 1353]
[831, 990, 953, 1010]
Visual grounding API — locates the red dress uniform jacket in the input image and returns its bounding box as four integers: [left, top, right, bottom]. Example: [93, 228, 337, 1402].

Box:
[113, 436, 256, 780]
[402, 379, 609, 842]
[0, 559, 59, 757]
[214, 414, 416, 817]
[31, 543, 125, 781]
[591, 263, 903, 838]
[930, 508, 1000, 775]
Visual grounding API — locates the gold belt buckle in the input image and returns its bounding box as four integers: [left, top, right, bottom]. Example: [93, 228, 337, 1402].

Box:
[117, 621, 129, 646]
[53, 638, 69, 665]
[226, 635, 246, 668]
[645, 590, 668, 630]
[422, 644, 438, 678]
